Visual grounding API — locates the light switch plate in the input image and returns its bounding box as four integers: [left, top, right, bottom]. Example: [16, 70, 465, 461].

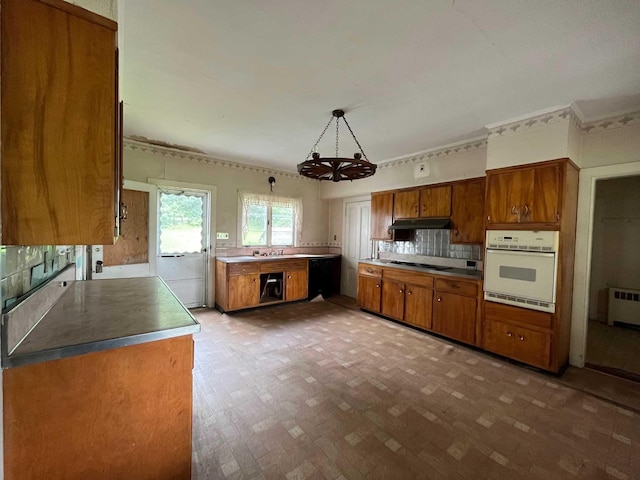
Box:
[216, 232, 229, 240]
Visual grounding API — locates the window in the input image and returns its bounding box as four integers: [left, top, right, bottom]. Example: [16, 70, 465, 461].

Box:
[240, 192, 301, 247]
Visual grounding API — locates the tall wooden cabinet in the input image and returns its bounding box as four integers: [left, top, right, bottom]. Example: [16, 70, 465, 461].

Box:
[370, 192, 394, 240]
[484, 158, 579, 372]
[1, 0, 122, 245]
[451, 178, 485, 244]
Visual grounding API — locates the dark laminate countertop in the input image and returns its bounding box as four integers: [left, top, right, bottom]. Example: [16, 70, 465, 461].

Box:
[5, 277, 200, 368]
[360, 259, 483, 280]
[216, 254, 340, 263]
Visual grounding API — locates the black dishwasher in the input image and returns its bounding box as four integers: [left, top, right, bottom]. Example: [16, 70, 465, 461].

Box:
[307, 256, 341, 300]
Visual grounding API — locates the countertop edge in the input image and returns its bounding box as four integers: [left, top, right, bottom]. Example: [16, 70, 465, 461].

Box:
[216, 254, 340, 263]
[359, 259, 483, 280]
[2, 323, 201, 369]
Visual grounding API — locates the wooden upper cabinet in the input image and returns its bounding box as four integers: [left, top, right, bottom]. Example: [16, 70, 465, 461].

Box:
[451, 178, 485, 244]
[393, 190, 420, 219]
[486, 162, 561, 227]
[1, 0, 119, 245]
[419, 186, 451, 218]
[371, 192, 394, 240]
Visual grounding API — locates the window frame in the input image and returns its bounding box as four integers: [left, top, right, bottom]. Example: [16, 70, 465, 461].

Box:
[238, 192, 301, 248]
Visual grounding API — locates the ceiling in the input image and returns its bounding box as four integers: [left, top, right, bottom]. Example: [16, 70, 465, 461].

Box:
[120, 0, 640, 172]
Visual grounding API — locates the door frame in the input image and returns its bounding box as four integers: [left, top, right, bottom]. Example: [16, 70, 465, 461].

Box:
[149, 178, 217, 308]
[92, 180, 158, 279]
[341, 195, 371, 297]
[571, 160, 640, 367]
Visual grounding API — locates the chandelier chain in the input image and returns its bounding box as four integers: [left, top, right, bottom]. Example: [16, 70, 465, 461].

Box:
[342, 116, 369, 161]
[335, 118, 340, 157]
[306, 116, 334, 160]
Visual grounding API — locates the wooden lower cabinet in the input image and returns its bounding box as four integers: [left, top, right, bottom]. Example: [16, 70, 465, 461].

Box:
[4, 336, 194, 480]
[432, 291, 477, 345]
[286, 270, 308, 301]
[228, 274, 259, 310]
[381, 279, 405, 320]
[484, 320, 551, 370]
[357, 275, 382, 313]
[404, 284, 433, 329]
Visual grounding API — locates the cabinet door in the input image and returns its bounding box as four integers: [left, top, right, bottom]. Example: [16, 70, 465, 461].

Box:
[486, 170, 532, 225]
[451, 179, 485, 244]
[228, 274, 259, 310]
[404, 284, 433, 329]
[394, 190, 420, 219]
[527, 165, 560, 224]
[419, 186, 451, 218]
[371, 193, 394, 240]
[484, 320, 550, 369]
[381, 279, 405, 321]
[285, 270, 308, 302]
[432, 292, 476, 344]
[357, 275, 381, 312]
[1, 0, 118, 245]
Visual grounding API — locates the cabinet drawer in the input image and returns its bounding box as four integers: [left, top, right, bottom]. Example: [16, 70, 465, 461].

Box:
[383, 268, 434, 288]
[227, 262, 260, 275]
[484, 320, 550, 370]
[434, 278, 477, 297]
[485, 301, 552, 330]
[359, 264, 382, 277]
[261, 259, 306, 273]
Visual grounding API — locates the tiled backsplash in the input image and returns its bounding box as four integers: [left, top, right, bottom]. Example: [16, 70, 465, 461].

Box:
[1, 245, 76, 310]
[378, 229, 482, 260]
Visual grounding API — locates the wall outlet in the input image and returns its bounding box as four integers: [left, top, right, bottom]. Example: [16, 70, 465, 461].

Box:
[414, 162, 430, 179]
[216, 232, 229, 240]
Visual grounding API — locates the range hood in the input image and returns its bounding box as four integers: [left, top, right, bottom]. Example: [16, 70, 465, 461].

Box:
[388, 218, 451, 230]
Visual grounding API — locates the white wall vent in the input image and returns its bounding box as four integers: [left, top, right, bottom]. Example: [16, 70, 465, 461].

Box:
[608, 287, 640, 326]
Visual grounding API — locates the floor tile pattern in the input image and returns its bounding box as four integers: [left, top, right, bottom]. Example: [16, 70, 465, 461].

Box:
[192, 301, 640, 479]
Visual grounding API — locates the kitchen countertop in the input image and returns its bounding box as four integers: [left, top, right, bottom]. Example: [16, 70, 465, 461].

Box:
[217, 253, 340, 263]
[360, 259, 482, 280]
[4, 277, 200, 368]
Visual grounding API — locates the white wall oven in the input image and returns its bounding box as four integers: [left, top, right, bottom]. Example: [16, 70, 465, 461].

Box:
[484, 230, 559, 313]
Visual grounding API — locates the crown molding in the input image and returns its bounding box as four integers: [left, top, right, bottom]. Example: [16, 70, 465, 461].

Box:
[579, 110, 640, 134]
[487, 107, 573, 138]
[378, 137, 488, 170]
[123, 138, 315, 182]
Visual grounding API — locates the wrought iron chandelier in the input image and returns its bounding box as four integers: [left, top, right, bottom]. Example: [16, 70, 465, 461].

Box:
[297, 109, 377, 182]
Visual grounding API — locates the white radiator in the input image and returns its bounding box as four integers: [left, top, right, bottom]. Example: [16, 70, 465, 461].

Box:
[608, 287, 640, 326]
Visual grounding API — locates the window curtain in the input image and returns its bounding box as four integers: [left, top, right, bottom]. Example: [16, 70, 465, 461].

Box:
[239, 191, 303, 246]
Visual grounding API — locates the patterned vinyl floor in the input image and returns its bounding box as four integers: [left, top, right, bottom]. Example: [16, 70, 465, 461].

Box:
[191, 300, 639, 480]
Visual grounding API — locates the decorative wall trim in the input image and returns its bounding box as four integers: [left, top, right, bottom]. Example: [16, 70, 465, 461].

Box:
[580, 111, 640, 134]
[487, 107, 573, 138]
[123, 139, 315, 182]
[378, 137, 488, 170]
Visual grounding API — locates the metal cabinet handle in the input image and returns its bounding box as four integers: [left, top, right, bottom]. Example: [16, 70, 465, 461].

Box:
[376, 284, 380, 288]
[511, 205, 519, 215]
[366, 268, 373, 273]
[506, 331, 513, 337]
[253, 278, 256, 282]
[487, 215, 491, 222]
[518, 335, 525, 341]
[437, 297, 442, 302]
[407, 291, 413, 296]
[287, 275, 291, 279]
[399, 289, 404, 293]
[523, 205, 530, 216]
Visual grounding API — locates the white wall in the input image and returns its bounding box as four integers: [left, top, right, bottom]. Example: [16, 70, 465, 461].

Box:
[588, 176, 640, 321]
[64, 0, 117, 21]
[319, 143, 487, 200]
[123, 142, 330, 248]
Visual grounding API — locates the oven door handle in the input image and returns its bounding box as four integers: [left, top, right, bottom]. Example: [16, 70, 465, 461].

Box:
[486, 249, 555, 258]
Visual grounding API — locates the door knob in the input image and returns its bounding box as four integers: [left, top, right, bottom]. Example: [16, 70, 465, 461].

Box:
[399, 289, 404, 293]
[376, 284, 380, 288]
[518, 335, 525, 341]
[506, 331, 513, 337]
[437, 297, 442, 302]
[407, 291, 413, 296]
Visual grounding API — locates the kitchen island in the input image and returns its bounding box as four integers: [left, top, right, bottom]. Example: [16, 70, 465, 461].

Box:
[2, 276, 199, 480]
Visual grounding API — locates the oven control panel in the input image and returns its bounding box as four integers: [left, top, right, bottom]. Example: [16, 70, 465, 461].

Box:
[486, 230, 559, 251]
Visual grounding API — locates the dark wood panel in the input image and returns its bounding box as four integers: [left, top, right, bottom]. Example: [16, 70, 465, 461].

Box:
[404, 284, 433, 329]
[432, 292, 476, 345]
[3, 336, 194, 480]
[528, 164, 560, 223]
[357, 275, 381, 313]
[393, 190, 420, 219]
[381, 279, 405, 321]
[419, 185, 451, 218]
[451, 178, 485, 244]
[1, 0, 117, 245]
[370, 193, 394, 240]
[103, 189, 149, 266]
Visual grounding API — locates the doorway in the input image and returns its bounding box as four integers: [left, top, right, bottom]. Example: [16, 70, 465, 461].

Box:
[342, 198, 371, 298]
[156, 188, 210, 308]
[585, 175, 640, 379]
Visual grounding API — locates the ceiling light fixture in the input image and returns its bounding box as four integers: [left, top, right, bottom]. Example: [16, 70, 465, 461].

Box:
[297, 109, 376, 182]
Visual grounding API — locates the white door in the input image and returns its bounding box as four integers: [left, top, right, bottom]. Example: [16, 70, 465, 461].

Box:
[156, 189, 209, 308]
[342, 200, 371, 298]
